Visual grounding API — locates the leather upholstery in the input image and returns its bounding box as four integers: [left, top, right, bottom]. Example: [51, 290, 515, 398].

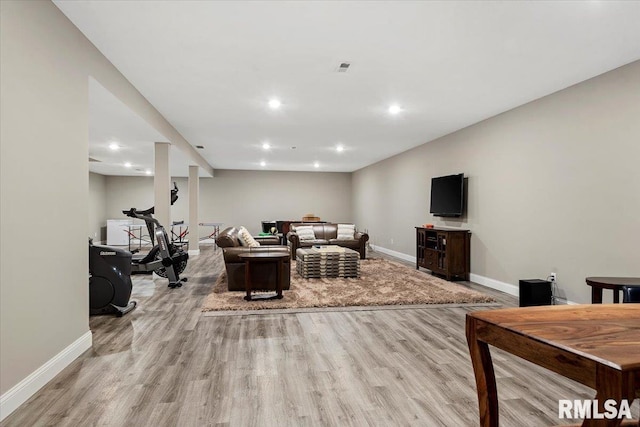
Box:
[216, 227, 291, 291]
[287, 223, 369, 259]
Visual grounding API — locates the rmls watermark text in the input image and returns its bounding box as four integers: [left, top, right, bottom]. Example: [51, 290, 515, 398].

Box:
[559, 399, 633, 420]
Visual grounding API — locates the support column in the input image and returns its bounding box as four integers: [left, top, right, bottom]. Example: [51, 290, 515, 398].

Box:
[188, 165, 200, 256]
[154, 142, 171, 229]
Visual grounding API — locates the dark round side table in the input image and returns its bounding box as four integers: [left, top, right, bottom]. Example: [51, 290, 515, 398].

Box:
[585, 277, 640, 303]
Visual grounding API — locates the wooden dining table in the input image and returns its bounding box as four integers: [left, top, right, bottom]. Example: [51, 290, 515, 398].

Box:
[466, 304, 640, 427]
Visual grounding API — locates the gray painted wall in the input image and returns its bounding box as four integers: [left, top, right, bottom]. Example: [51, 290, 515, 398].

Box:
[104, 170, 353, 236]
[353, 60, 640, 304]
[1, 0, 90, 395]
[89, 172, 108, 242]
[0, 0, 207, 400]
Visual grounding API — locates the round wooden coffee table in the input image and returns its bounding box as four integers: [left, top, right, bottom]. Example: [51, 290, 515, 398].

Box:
[238, 252, 289, 301]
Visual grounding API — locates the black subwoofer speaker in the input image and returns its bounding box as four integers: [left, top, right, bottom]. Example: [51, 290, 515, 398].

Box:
[519, 279, 552, 307]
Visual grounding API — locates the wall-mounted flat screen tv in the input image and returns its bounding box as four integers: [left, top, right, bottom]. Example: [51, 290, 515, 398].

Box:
[430, 173, 464, 217]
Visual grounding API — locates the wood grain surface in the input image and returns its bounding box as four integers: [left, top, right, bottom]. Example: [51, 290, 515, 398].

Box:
[470, 305, 640, 370]
[2, 247, 638, 426]
[467, 305, 640, 427]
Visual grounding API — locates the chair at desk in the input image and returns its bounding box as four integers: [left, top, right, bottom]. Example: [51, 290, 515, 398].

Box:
[622, 285, 640, 303]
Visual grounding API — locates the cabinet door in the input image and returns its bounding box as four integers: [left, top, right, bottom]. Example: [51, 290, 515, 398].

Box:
[424, 249, 437, 270]
[447, 233, 465, 276]
[416, 228, 426, 267]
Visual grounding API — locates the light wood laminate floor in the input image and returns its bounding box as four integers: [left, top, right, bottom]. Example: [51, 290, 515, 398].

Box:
[2, 246, 636, 426]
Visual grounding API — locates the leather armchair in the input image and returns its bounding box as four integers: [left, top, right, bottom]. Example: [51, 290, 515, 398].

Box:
[287, 223, 369, 259]
[215, 227, 291, 291]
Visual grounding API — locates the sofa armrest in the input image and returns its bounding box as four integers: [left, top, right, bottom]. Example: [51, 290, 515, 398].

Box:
[287, 231, 300, 259]
[255, 235, 280, 245]
[355, 231, 369, 242]
[287, 231, 299, 245]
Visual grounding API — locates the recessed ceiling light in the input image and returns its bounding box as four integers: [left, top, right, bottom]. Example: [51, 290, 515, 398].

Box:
[336, 145, 344, 152]
[109, 143, 120, 151]
[388, 104, 402, 115]
[268, 98, 281, 110]
[124, 162, 132, 168]
[260, 161, 266, 167]
[313, 162, 320, 168]
[262, 142, 271, 150]
[145, 170, 152, 175]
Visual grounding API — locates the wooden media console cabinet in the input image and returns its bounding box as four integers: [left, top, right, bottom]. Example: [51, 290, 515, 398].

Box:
[415, 227, 470, 281]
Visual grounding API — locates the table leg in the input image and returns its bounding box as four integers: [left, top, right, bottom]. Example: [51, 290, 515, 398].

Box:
[244, 261, 252, 301]
[592, 286, 603, 304]
[466, 316, 499, 427]
[275, 258, 283, 299]
[581, 366, 633, 427]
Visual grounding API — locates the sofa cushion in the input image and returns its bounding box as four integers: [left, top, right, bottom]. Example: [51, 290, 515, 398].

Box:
[329, 239, 359, 249]
[238, 226, 260, 248]
[337, 224, 355, 240]
[299, 239, 329, 247]
[295, 225, 316, 241]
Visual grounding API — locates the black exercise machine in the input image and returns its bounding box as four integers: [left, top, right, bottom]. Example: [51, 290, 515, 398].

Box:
[121, 182, 188, 288]
[121, 208, 188, 288]
[88, 184, 188, 317]
[89, 238, 137, 316]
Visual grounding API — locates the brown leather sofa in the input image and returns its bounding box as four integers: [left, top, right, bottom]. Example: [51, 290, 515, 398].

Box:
[287, 223, 369, 259]
[215, 227, 291, 291]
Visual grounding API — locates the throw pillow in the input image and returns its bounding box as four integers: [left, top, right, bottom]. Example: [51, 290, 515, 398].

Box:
[337, 224, 355, 240]
[238, 226, 260, 248]
[295, 225, 316, 241]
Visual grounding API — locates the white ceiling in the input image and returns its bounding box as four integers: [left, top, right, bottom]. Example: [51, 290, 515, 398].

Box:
[57, 1, 640, 175]
[88, 78, 204, 177]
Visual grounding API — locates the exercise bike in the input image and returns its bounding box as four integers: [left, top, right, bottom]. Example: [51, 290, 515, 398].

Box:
[89, 238, 137, 316]
[121, 183, 188, 288]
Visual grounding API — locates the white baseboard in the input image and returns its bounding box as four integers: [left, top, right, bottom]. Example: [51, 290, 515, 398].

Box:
[369, 246, 580, 304]
[0, 330, 92, 421]
[469, 273, 519, 297]
[370, 245, 415, 263]
[188, 249, 200, 256]
[371, 245, 521, 296]
[470, 274, 582, 304]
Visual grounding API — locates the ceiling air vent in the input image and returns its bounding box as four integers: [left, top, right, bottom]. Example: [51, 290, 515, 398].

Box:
[196, 145, 205, 149]
[88, 157, 101, 162]
[337, 62, 351, 72]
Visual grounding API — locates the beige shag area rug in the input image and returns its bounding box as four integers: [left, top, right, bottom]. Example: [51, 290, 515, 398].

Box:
[202, 258, 495, 313]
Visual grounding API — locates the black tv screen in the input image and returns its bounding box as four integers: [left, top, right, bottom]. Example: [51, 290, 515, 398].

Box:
[430, 173, 464, 217]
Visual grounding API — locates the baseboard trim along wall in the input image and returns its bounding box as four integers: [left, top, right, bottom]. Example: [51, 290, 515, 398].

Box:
[469, 273, 519, 297]
[370, 245, 415, 263]
[371, 245, 521, 297]
[0, 330, 92, 421]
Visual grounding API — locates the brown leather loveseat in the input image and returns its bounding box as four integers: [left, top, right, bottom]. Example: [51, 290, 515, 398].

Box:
[215, 227, 291, 291]
[287, 223, 369, 259]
